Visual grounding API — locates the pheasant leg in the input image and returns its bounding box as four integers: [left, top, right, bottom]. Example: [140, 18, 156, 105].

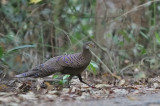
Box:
[77, 74, 95, 88]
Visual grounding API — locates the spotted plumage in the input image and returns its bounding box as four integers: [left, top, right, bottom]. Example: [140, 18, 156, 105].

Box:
[16, 41, 95, 87]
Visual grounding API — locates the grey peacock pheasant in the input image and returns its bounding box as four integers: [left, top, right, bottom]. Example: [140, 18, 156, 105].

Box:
[16, 41, 95, 87]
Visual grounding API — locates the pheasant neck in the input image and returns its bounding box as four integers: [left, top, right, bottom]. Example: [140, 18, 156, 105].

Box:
[82, 49, 91, 58]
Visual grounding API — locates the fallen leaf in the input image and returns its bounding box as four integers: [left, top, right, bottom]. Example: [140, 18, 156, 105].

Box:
[95, 84, 112, 89]
[118, 79, 126, 86]
[19, 91, 37, 100]
[113, 89, 128, 95]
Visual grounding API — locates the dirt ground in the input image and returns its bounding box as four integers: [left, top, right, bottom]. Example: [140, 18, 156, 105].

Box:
[0, 77, 160, 106]
[23, 91, 160, 106]
[55, 91, 160, 106]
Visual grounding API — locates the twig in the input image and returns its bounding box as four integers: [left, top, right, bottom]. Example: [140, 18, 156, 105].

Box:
[30, 3, 46, 16]
[106, 0, 160, 25]
[92, 40, 118, 74]
[120, 64, 134, 77]
[14, 77, 60, 82]
[91, 50, 112, 74]
[118, 0, 160, 18]
[91, 51, 121, 80]
[55, 26, 72, 46]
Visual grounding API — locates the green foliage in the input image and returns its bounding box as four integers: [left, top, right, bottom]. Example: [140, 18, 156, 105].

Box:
[155, 32, 160, 45]
[0, 0, 96, 74]
[59, 75, 70, 85]
[7, 45, 36, 53]
[111, 1, 160, 78]
[135, 44, 147, 56]
[30, 0, 42, 4]
[52, 74, 70, 85]
[0, 44, 36, 63]
[2, 0, 160, 79]
[134, 71, 146, 79]
[52, 74, 59, 79]
[0, 47, 4, 59]
[88, 61, 98, 75]
[140, 30, 149, 39]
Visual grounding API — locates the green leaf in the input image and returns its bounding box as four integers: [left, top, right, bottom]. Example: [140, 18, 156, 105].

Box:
[41, 8, 51, 16]
[119, 41, 124, 46]
[0, 47, 4, 59]
[113, 35, 119, 44]
[155, 32, 160, 44]
[63, 75, 70, 80]
[135, 71, 146, 79]
[7, 44, 36, 53]
[140, 31, 149, 39]
[30, 0, 42, 4]
[140, 48, 147, 55]
[52, 74, 59, 79]
[120, 30, 130, 42]
[58, 75, 70, 85]
[88, 61, 98, 75]
[58, 80, 64, 85]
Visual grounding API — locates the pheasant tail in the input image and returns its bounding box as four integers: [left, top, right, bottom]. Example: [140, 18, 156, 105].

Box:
[16, 63, 58, 78]
[15, 71, 37, 78]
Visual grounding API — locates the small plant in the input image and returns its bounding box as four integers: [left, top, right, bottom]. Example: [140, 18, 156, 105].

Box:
[0, 46, 4, 59]
[87, 60, 98, 75]
[52, 74, 70, 85]
[59, 75, 70, 85]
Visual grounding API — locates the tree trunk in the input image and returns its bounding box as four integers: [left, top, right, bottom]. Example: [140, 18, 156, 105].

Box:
[95, 0, 149, 72]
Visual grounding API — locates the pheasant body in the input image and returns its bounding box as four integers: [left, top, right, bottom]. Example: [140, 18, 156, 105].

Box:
[16, 42, 94, 87]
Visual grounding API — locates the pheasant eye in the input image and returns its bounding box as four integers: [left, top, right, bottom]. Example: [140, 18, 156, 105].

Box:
[88, 44, 92, 47]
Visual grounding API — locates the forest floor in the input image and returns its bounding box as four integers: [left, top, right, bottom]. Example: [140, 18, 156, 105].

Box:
[0, 76, 160, 106]
[42, 91, 160, 106]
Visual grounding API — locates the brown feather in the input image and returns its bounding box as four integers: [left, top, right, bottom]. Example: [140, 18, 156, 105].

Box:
[16, 41, 95, 87]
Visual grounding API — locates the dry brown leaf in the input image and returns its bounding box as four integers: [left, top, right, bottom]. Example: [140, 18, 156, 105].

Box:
[152, 83, 159, 89]
[76, 92, 90, 100]
[60, 94, 76, 101]
[16, 81, 32, 93]
[95, 84, 112, 89]
[19, 91, 37, 100]
[48, 90, 61, 96]
[0, 84, 8, 91]
[127, 95, 139, 101]
[44, 82, 54, 90]
[118, 79, 126, 86]
[113, 89, 128, 95]
[35, 78, 44, 91]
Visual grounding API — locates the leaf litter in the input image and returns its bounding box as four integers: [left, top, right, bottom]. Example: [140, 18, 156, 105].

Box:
[0, 76, 160, 105]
